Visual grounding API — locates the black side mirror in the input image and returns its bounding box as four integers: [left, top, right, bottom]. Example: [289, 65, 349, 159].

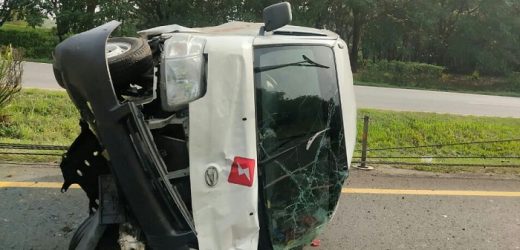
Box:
[263, 2, 292, 32]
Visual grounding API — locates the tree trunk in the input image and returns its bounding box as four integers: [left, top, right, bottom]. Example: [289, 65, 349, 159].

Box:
[86, 0, 98, 14]
[85, 0, 98, 29]
[350, 11, 362, 73]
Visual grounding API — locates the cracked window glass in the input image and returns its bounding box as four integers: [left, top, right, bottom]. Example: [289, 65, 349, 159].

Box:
[254, 46, 348, 249]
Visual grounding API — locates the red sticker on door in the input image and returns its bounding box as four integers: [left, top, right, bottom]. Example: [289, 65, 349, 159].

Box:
[228, 157, 256, 187]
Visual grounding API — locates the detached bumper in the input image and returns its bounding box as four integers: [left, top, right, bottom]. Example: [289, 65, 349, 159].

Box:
[53, 21, 195, 249]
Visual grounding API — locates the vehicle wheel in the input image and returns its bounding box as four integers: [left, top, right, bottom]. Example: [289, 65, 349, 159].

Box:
[106, 37, 153, 89]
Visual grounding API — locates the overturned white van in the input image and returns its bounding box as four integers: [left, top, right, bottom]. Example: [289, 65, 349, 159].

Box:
[53, 2, 356, 250]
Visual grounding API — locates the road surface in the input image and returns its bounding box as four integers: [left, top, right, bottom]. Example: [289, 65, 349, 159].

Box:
[1, 164, 519, 249]
[21, 62, 520, 118]
[355, 85, 520, 118]
[22, 62, 60, 90]
[312, 168, 520, 250]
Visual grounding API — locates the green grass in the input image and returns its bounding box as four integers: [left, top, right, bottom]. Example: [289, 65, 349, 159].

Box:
[1, 22, 53, 32]
[1, 89, 519, 175]
[0, 89, 79, 144]
[356, 109, 520, 174]
[357, 109, 520, 156]
[0, 89, 79, 162]
[24, 58, 53, 63]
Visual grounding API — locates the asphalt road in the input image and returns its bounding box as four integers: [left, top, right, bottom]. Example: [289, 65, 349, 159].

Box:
[22, 62, 61, 90]
[314, 168, 520, 250]
[21, 62, 520, 118]
[1, 164, 519, 249]
[0, 164, 84, 250]
[355, 85, 520, 118]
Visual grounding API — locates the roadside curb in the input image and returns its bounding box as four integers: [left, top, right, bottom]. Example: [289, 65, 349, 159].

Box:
[356, 165, 520, 181]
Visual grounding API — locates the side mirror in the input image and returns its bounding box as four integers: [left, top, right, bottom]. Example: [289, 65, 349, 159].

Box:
[263, 2, 292, 32]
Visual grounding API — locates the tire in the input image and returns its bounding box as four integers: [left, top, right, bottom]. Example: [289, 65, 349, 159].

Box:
[69, 215, 120, 250]
[106, 37, 153, 89]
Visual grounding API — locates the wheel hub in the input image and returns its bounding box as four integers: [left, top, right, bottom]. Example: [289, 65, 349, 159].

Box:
[106, 42, 132, 58]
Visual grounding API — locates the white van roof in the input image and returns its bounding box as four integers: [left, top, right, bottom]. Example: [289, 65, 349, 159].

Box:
[138, 21, 338, 40]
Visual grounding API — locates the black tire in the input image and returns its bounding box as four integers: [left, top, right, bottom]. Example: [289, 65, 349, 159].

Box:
[69, 215, 120, 250]
[107, 37, 153, 89]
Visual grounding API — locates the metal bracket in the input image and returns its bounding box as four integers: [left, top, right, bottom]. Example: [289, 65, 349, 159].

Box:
[147, 115, 187, 130]
[99, 175, 126, 225]
[166, 168, 190, 180]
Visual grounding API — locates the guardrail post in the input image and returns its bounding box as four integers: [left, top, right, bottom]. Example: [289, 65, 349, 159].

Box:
[358, 115, 373, 170]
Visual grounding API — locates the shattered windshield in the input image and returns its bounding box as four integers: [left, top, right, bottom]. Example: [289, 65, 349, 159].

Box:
[254, 45, 348, 249]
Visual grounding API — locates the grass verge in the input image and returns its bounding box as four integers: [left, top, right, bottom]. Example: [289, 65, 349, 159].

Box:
[24, 58, 53, 64]
[0, 89, 79, 163]
[356, 109, 520, 175]
[1, 89, 519, 175]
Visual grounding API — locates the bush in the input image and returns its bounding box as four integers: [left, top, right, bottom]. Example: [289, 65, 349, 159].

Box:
[0, 26, 58, 60]
[0, 46, 23, 119]
[357, 60, 445, 88]
[507, 72, 520, 89]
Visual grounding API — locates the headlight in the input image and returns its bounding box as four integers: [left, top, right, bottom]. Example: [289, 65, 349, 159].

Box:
[161, 34, 206, 111]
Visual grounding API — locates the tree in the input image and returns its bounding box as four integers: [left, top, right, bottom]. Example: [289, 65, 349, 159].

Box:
[447, 0, 520, 75]
[352, 0, 520, 75]
[6, 0, 517, 75]
[0, 45, 22, 120]
[128, 0, 194, 28]
[96, 0, 137, 35]
[41, 0, 101, 41]
[128, 0, 241, 28]
[0, 0, 45, 27]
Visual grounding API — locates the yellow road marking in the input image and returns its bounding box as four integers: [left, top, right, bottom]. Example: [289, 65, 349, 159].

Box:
[0, 182, 518, 197]
[0, 181, 80, 189]
[342, 188, 520, 197]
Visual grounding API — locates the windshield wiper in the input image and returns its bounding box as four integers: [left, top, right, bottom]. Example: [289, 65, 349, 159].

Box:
[259, 129, 329, 165]
[254, 55, 330, 73]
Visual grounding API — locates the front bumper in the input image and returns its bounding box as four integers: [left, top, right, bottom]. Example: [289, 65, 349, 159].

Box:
[53, 21, 195, 249]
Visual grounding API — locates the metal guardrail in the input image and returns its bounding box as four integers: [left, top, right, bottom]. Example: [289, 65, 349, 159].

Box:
[0, 143, 67, 161]
[352, 160, 520, 168]
[1, 119, 519, 169]
[355, 115, 520, 169]
[0, 152, 63, 156]
[0, 143, 68, 151]
[356, 138, 520, 152]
